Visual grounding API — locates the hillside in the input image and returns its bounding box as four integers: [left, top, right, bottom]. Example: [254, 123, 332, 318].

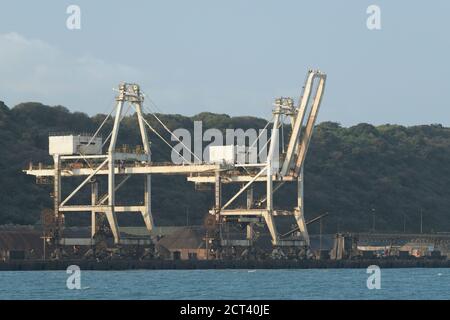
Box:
[1, 101, 450, 234]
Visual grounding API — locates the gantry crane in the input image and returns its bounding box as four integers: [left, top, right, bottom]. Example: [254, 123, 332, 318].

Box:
[189, 69, 327, 248]
[24, 69, 326, 252]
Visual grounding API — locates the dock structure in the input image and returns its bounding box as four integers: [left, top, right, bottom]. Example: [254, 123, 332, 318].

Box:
[24, 70, 327, 252]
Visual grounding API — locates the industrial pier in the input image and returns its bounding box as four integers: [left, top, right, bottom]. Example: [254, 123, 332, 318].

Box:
[21, 70, 328, 261]
[3, 69, 447, 267]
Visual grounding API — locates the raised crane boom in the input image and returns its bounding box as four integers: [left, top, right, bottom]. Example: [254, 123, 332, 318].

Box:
[280, 70, 327, 177]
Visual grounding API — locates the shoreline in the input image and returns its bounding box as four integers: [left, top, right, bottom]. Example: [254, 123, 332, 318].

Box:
[1, 259, 449, 271]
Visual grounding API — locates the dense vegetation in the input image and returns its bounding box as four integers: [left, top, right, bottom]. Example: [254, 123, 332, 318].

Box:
[1, 101, 450, 234]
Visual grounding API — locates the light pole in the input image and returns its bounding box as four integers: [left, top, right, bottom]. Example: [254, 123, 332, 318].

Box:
[337, 217, 341, 234]
[319, 217, 323, 252]
[403, 213, 407, 233]
[186, 206, 189, 227]
[371, 208, 376, 233]
[420, 209, 423, 234]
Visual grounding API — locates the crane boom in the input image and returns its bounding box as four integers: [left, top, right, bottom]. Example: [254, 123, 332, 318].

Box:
[292, 73, 326, 177]
[280, 70, 326, 177]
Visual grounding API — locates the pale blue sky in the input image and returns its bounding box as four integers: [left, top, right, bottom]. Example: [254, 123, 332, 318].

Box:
[0, 1, 449, 125]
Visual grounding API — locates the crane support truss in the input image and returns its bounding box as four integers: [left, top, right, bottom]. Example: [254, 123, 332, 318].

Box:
[25, 69, 326, 249]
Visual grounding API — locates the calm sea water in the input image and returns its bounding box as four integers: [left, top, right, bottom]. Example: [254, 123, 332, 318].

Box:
[0, 268, 448, 300]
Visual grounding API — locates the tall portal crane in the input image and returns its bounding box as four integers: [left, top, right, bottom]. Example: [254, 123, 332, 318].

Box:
[24, 69, 326, 253]
[189, 69, 327, 249]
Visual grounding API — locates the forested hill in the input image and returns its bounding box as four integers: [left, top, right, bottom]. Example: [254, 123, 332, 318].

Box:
[1, 100, 450, 233]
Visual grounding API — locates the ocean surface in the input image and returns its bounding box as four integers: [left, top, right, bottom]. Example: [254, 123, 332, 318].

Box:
[0, 268, 448, 300]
